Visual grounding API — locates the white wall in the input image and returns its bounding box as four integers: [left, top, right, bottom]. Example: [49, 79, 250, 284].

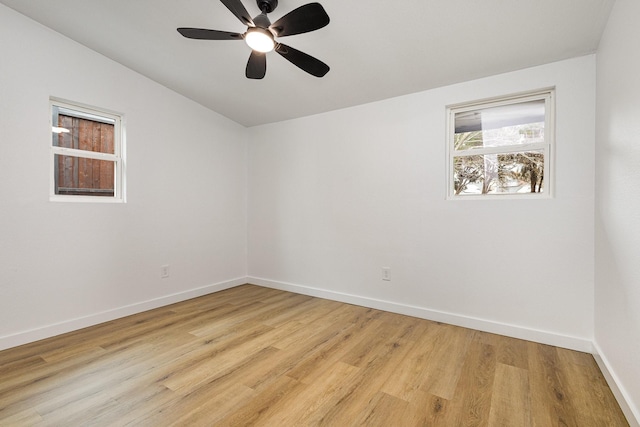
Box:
[248, 55, 596, 351]
[0, 4, 247, 350]
[595, 0, 640, 423]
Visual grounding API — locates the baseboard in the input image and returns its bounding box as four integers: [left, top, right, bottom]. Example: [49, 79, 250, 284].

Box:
[593, 341, 640, 427]
[248, 276, 593, 352]
[0, 277, 247, 352]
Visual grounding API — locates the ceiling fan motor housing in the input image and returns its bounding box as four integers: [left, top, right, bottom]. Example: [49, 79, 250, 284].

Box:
[257, 0, 278, 13]
[253, 13, 272, 29]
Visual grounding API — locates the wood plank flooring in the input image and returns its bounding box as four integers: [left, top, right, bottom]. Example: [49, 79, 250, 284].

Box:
[0, 284, 629, 426]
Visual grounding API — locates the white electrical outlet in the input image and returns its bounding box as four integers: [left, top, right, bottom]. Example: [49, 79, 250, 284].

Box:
[161, 265, 170, 279]
[382, 267, 391, 281]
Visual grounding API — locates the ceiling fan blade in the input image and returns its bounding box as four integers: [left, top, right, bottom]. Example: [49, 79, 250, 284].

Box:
[269, 3, 330, 37]
[275, 43, 329, 77]
[246, 51, 267, 79]
[177, 28, 243, 40]
[220, 0, 255, 27]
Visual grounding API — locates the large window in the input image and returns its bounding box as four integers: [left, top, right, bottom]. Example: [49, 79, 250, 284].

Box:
[446, 89, 554, 199]
[50, 99, 125, 202]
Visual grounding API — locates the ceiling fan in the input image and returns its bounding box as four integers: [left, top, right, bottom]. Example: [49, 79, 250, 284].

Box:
[177, 0, 330, 79]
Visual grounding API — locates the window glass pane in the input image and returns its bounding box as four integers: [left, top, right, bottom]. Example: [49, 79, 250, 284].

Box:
[454, 150, 544, 195]
[52, 109, 115, 155]
[454, 100, 545, 151]
[54, 154, 115, 197]
[453, 155, 485, 195]
[497, 151, 544, 194]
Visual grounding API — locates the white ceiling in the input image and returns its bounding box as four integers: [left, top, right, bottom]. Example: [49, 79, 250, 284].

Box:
[0, 0, 615, 127]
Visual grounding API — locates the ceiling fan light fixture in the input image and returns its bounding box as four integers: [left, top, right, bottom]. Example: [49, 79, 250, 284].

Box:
[245, 28, 275, 53]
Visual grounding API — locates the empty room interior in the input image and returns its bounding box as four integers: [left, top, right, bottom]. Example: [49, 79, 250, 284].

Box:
[0, 0, 639, 425]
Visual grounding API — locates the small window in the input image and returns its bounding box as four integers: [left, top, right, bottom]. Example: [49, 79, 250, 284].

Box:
[50, 99, 125, 202]
[446, 89, 554, 199]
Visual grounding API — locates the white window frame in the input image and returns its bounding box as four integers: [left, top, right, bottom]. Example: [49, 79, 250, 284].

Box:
[446, 88, 555, 200]
[50, 98, 126, 203]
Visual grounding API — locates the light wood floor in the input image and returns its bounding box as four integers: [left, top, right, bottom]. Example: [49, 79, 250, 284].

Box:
[0, 285, 629, 426]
